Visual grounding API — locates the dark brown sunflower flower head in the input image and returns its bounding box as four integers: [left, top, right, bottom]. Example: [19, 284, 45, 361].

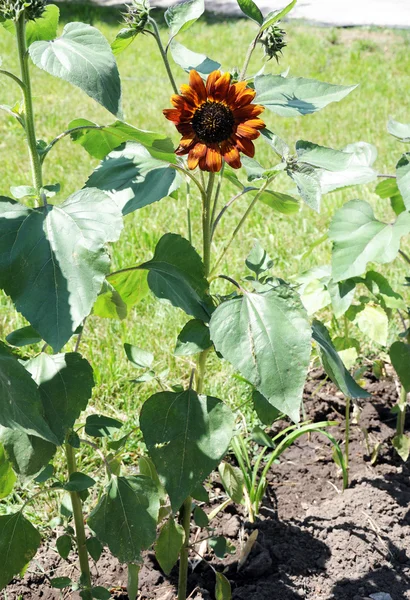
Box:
[259, 23, 287, 62]
[123, 0, 150, 34]
[163, 69, 265, 173]
[0, 0, 46, 21]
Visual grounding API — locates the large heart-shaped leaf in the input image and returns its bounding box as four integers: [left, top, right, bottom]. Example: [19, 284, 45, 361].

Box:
[396, 153, 410, 210]
[2, 5, 60, 46]
[85, 142, 180, 216]
[296, 140, 353, 171]
[255, 74, 357, 117]
[155, 518, 185, 575]
[140, 233, 213, 322]
[312, 320, 370, 398]
[0, 428, 56, 479]
[165, 0, 204, 38]
[288, 163, 321, 212]
[0, 190, 123, 351]
[29, 22, 122, 117]
[318, 142, 378, 194]
[209, 285, 311, 422]
[329, 199, 410, 282]
[140, 390, 234, 511]
[0, 344, 58, 444]
[88, 475, 160, 564]
[0, 512, 41, 590]
[69, 119, 176, 162]
[25, 353, 94, 445]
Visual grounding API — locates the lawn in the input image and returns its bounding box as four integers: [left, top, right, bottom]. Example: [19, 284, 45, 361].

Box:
[1, 4, 410, 438]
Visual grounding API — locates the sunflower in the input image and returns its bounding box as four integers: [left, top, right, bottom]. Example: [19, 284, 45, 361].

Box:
[163, 69, 265, 173]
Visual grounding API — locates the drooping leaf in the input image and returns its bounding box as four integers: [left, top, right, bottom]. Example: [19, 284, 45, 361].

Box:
[288, 163, 321, 211]
[6, 325, 42, 347]
[93, 281, 127, 320]
[355, 304, 388, 346]
[392, 434, 410, 462]
[25, 353, 94, 445]
[29, 22, 122, 117]
[390, 342, 410, 393]
[107, 269, 149, 309]
[362, 270, 404, 310]
[236, 0, 263, 24]
[194, 506, 209, 527]
[215, 572, 232, 600]
[375, 178, 405, 216]
[0, 344, 58, 444]
[140, 389, 234, 511]
[155, 518, 185, 575]
[111, 27, 138, 55]
[296, 140, 353, 171]
[388, 119, 410, 143]
[165, 0, 204, 38]
[396, 153, 410, 210]
[255, 74, 357, 117]
[174, 319, 211, 356]
[85, 415, 123, 438]
[0, 443, 16, 499]
[210, 285, 311, 422]
[260, 0, 296, 31]
[0, 428, 56, 479]
[329, 200, 410, 281]
[255, 188, 299, 215]
[246, 241, 273, 276]
[218, 462, 244, 503]
[88, 475, 160, 564]
[0, 190, 123, 351]
[312, 320, 370, 398]
[140, 233, 213, 322]
[169, 40, 221, 78]
[252, 390, 282, 424]
[86, 537, 103, 562]
[0, 512, 41, 590]
[69, 119, 176, 162]
[56, 534, 72, 560]
[124, 343, 154, 369]
[85, 142, 180, 216]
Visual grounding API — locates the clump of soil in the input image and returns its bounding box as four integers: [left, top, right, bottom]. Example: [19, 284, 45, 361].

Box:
[6, 372, 410, 600]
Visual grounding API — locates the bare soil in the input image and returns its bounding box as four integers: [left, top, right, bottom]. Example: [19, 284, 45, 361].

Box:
[5, 371, 410, 600]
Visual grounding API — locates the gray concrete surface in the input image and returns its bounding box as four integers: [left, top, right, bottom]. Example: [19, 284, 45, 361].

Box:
[77, 0, 410, 29]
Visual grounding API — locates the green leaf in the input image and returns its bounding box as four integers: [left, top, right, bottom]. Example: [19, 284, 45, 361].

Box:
[140, 389, 234, 511]
[155, 518, 185, 576]
[56, 534, 72, 560]
[390, 342, 410, 393]
[107, 269, 149, 309]
[246, 241, 273, 276]
[355, 304, 388, 346]
[363, 270, 404, 310]
[209, 536, 228, 558]
[0, 428, 56, 479]
[255, 188, 299, 215]
[50, 577, 71, 589]
[124, 344, 154, 369]
[140, 233, 213, 322]
[396, 153, 410, 210]
[91, 587, 111, 600]
[69, 119, 176, 163]
[0, 512, 41, 590]
[215, 572, 232, 600]
[252, 390, 281, 424]
[26, 4, 59, 46]
[210, 285, 311, 422]
[260, 0, 296, 31]
[35, 463, 54, 483]
[218, 462, 244, 503]
[64, 472, 96, 492]
[236, 0, 263, 24]
[86, 537, 103, 562]
[261, 128, 290, 158]
[175, 319, 211, 356]
[392, 434, 410, 461]
[88, 475, 160, 564]
[0, 190, 123, 351]
[29, 22, 122, 117]
[318, 142, 377, 194]
[329, 200, 410, 282]
[0, 344, 58, 444]
[169, 40, 221, 78]
[111, 27, 138, 55]
[93, 281, 127, 320]
[0, 443, 16, 499]
[26, 353, 94, 445]
[127, 564, 140, 600]
[191, 483, 209, 502]
[288, 163, 321, 212]
[388, 119, 410, 142]
[312, 320, 370, 398]
[252, 425, 275, 448]
[85, 142, 180, 216]
[375, 178, 400, 199]
[194, 506, 209, 527]
[165, 0, 204, 38]
[6, 325, 42, 347]
[10, 185, 37, 200]
[255, 74, 357, 117]
[296, 140, 353, 171]
[85, 415, 123, 438]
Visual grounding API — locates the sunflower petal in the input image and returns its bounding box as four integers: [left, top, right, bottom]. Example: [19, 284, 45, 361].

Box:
[232, 135, 255, 158]
[221, 140, 241, 169]
[236, 123, 261, 139]
[213, 72, 231, 102]
[233, 104, 265, 120]
[189, 69, 207, 103]
[163, 108, 183, 123]
[206, 70, 222, 100]
[180, 83, 201, 107]
[205, 145, 223, 172]
[188, 143, 207, 169]
[242, 118, 265, 130]
[233, 89, 257, 108]
[227, 81, 247, 105]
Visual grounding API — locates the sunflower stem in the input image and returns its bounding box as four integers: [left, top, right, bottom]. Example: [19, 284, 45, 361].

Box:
[177, 496, 193, 600]
[203, 172, 216, 276]
[186, 179, 192, 244]
[210, 163, 224, 231]
[210, 177, 272, 276]
[239, 32, 262, 81]
[149, 17, 178, 94]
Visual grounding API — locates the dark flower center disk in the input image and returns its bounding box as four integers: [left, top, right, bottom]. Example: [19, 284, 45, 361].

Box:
[192, 101, 235, 144]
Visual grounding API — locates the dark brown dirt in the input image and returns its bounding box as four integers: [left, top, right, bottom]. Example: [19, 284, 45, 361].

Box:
[5, 371, 410, 600]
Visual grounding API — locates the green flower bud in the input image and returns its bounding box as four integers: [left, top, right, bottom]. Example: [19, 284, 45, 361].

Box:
[123, 0, 150, 34]
[0, 0, 46, 22]
[259, 24, 287, 62]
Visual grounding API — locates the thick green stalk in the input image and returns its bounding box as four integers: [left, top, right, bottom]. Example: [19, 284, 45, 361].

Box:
[178, 496, 193, 600]
[345, 396, 350, 485]
[65, 443, 92, 597]
[397, 385, 407, 437]
[15, 13, 43, 199]
[203, 172, 216, 277]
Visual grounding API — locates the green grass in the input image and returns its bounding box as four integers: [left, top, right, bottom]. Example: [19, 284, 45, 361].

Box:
[1, 7, 410, 462]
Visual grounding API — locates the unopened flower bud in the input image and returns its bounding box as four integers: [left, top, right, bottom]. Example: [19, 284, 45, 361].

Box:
[123, 0, 150, 34]
[259, 24, 287, 62]
[0, 0, 47, 21]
